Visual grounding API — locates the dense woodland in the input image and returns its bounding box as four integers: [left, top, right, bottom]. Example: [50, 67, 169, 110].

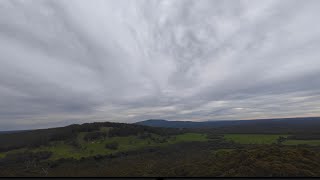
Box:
[0, 119, 320, 177]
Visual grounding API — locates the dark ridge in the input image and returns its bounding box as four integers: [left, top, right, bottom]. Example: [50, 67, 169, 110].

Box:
[136, 117, 320, 130]
[0, 130, 30, 134]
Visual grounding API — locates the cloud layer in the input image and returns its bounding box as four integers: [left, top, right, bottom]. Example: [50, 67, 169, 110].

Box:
[1, 0, 320, 130]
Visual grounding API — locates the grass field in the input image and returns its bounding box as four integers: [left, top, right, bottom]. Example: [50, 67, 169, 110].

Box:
[2, 131, 320, 161]
[283, 140, 320, 146]
[0, 148, 28, 159]
[224, 134, 288, 144]
[172, 133, 208, 143]
[27, 133, 208, 160]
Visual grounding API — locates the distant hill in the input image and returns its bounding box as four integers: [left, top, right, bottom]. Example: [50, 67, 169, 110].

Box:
[0, 130, 29, 134]
[135, 119, 244, 128]
[136, 117, 320, 133]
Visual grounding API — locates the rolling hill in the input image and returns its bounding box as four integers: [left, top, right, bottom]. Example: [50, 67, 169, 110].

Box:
[136, 117, 320, 134]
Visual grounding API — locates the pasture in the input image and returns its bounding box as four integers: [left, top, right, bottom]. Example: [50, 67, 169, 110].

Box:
[0, 132, 209, 160]
[283, 140, 320, 146]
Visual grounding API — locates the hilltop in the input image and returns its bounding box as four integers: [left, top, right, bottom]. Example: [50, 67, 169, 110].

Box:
[0, 121, 205, 160]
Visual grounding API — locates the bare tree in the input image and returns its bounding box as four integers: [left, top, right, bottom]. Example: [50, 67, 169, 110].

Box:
[41, 167, 49, 176]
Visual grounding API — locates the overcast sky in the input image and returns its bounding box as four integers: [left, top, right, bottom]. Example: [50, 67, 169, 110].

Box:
[1, 0, 320, 130]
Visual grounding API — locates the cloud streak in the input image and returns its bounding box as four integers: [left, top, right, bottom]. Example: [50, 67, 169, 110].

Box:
[0, 0, 320, 130]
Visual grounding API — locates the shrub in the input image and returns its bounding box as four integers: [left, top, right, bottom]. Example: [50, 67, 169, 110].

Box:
[84, 132, 107, 142]
[105, 142, 119, 150]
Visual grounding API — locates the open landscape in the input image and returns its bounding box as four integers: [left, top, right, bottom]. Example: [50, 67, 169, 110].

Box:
[1, 0, 320, 178]
[1, 117, 320, 177]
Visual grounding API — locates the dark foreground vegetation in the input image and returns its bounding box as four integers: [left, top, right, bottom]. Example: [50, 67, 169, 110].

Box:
[1, 118, 320, 177]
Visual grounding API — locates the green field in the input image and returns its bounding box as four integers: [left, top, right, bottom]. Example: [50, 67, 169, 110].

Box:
[283, 140, 320, 146]
[224, 134, 288, 144]
[0, 148, 28, 159]
[0, 133, 208, 160]
[172, 133, 208, 142]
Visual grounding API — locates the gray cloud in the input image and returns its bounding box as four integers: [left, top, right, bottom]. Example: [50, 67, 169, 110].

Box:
[0, 0, 320, 130]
